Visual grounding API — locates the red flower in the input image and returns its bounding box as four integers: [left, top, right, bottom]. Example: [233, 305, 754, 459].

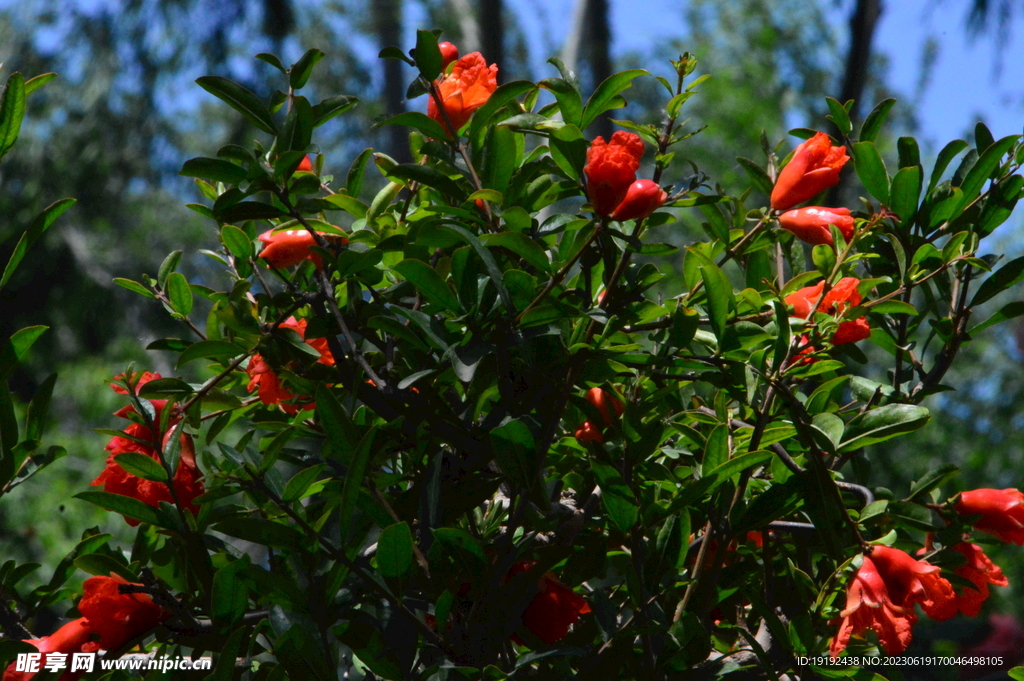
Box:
[78, 574, 169, 652]
[956, 488, 1024, 545]
[438, 42, 460, 69]
[507, 561, 591, 645]
[3, 576, 168, 681]
[92, 427, 204, 527]
[427, 52, 498, 135]
[257, 228, 350, 270]
[778, 207, 855, 246]
[949, 542, 1008, 617]
[246, 317, 335, 414]
[575, 387, 624, 444]
[785, 277, 871, 345]
[296, 155, 314, 173]
[584, 131, 645, 217]
[610, 179, 668, 222]
[771, 132, 850, 210]
[830, 546, 956, 657]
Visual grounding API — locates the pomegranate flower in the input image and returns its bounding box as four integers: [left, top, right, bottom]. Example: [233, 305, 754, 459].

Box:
[427, 52, 498, 135]
[246, 317, 335, 414]
[785, 277, 871, 346]
[830, 546, 956, 657]
[771, 131, 850, 210]
[778, 206, 855, 246]
[507, 561, 591, 645]
[584, 132, 645, 217]
[949, 542, 1008, 617]
[956, 488, 1024, 545]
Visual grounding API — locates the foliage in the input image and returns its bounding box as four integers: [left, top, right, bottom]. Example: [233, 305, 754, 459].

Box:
[3, 27, 1024, 681]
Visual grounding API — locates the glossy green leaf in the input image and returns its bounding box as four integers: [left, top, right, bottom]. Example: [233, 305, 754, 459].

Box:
[376, 111, 450, 141]
[413, 29, 443, 81]
[166, 272, 194, 315]
[971, 255, 1024, 306]
[176, 340, 244, 367]
[957, 134, 1020, 210]
[581, 69, 648, 130]
[928, 139, 968, 193]
[75, 491, 171, 528]
[825, 97, 852, 136]
[196, 76, 277, 134]
[889, 165, 922, 225]
[338, 428, 378, 541]
[393, 259, 462, 312]
[699, 264, 733, 342]
[0, 72, 25, 158]
[113, 277, 156, 299]
[215, 517, 306, 549]
[971, 301, 1024, 333]
[840, 404, 930, 452]
[858, 97, 896, 143]
[114, 452, 168, 482]
[852, 140, 889, 204]
[0, 198, 76, 290]
[0, 325, 47, 379]
[736, 157, 773, 196]
[289, 48, 325, 89]
[311, 95, 358, 128]
[377, 521, 414, 578]
[977, 174, 1024, 237]
[540, 77, 583, 127]
[481, 232, 549, 273]
[489, 419, 538, 491]
[387, 163, 467, 199]
[592, 462, 638, 533]
[180, 157, 248, 184]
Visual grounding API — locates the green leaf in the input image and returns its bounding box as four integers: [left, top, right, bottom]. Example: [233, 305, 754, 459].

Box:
[212, 557, 251, 626]
[196, 76, 277, 134]
[957, 134, 1020, 210]
[971, 301, 1024, 333]
[220, 224, 252, 261]
[24, 72, 57, 95]
[157, 250, 182, 288]
[277, 95, 313, 152]
[0, 72, 26, 158]
[215, 517, 306, 549]
[840, 404, 930, 452]
[138, 377, 194, 397]
[25, 373, 56, 442]
[907, 463, 959, 501]
[443, 223, 513, 312]
[825, 97, 852, 136]
[977, 174, 1024, 236]
[217, 201, 287, 223]
[703, 450, 772, 490]
[971, 255, 1024, 306]
[898, 136, 921, 169]
[377, 521, 414, 578]
[393, 259, 462, 312]
[75, 491, 172, 528]
[469, 80, 536, 147]
[699, 264, 733, 343]
[432, 527, 487, 565]
[114, 452, 169, 482]
[928, 139, 969, 193]
[592, 462, 638, 532]
[113, 277, 156, 299]
[858, 97, 896, 143]
[736, 157, 774, 196]
[413, 29, 443, 81]
[852, 140, 889, 204]
[338, 428, 378, 541]
[166, 272, 194, 316]
[44, 532, 112, 594]
[489, 419, 538, 491]
[376, 111, 450, 141]
[314, 385, 360, 452]
[311, 95, 358, 128]
[481, 232, 550, 273]
[176, 340, 245, 367]
[540, 77, 583, 127]
[346, 148, 373, 197]
[280, 464, 323, 501]
[0, 198, 76, 290]
[255, 52, 287, 72]
[0, 325, 47, 379]
[180, 157, 248, 184]
[889, 165, 922, 225]
[289, 48, 325, 89]
[1007, 667, 1024, 681]
[387, 163, 467, 199]
[72, 553, 136, 581]
[210, 627, 251, 681]
[581, 69, 648, 130]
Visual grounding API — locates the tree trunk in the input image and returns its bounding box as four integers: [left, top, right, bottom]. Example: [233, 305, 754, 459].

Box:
[839, 0, 883, 123]
[373, 0, 410, 162]
[480, 0, 504, 77]
[586, 0, 613, 139]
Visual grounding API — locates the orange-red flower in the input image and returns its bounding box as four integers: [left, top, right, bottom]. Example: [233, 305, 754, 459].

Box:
[785, 277, 871, 346]
[830, 546, 956, 657]
[296, 155, 314, 173]
[611, 179, 668, 222]
[247, 317, 335, 414]
[956, 488, 1024, 545]
[949, 542, 1008, 617]
[426, 52, 498, 135]
[3, 576, 168, 681]
[584, 132, 645, 217]
[575, 387, 624, 445]
[771, 132, 850, 210]
[507, 561, 591, 645]
[257, 229, 349, 270]
[93, 373, 204, 527]
[778, 207, 855, 246]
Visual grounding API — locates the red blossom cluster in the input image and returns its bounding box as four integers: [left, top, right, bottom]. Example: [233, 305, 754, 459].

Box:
[90, 372, 203, 526]
[246, 316, 335, 414]
[3, 575, 168, 681]
[831, 488, 1023, 656]
[773, 132, 853, 247]
[583, 132, 667, 221]
[574, 387, 624, 445]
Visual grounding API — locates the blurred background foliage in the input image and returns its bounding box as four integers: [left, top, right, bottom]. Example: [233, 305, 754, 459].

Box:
[1, 0, 1023, 674]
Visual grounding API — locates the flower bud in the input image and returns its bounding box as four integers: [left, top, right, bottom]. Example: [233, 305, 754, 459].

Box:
[584, 132, 645, 217]
[297, 155, 314, 172]
[771, 132, 850, 211]
[611, 179, 668, 221]
[438, 42, 459, 69]
[778, 206, 854, 246]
